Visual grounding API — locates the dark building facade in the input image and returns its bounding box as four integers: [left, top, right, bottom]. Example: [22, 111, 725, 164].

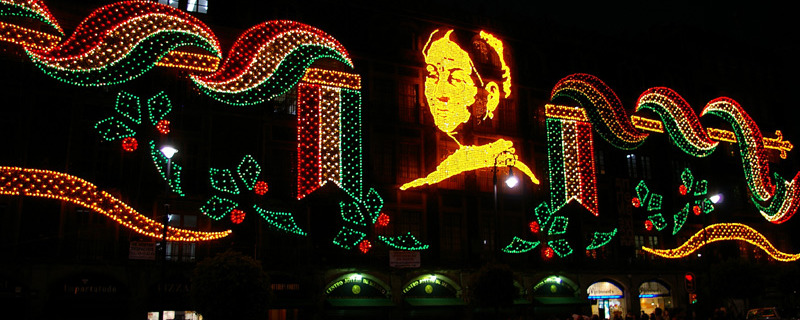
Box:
[1, 1, 799, 319]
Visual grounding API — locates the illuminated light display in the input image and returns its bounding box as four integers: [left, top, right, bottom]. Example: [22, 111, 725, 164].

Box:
[199, 196, 237, 221]
[358, 240, 372, 254]
[340, 201, 367, 226]
[149, 140, 184, 196]
[551, 73, 649, 150]
[401, 139, 538, 190]
[253, 205, 306, 236]
[230, 209, 245, 224]
[548, 239, 573, 257]
[644, 220, 653, 231]
[542, 246, 554, 259]
[702, 97, 774, 201]
[319, 86, 342, 187]
[191, 20, 352, 106]
[254, 181, 268, 196]
[296, 83, 366, 203]
[672, 204, 690, 236]
[209, 168, 240, 195]
[122, 137, 138, 152]
[156, 120, 170, 135]
[402, 28, 538, 191]
[648, 214, 667, 231]
[0, 0, 422, 252]
[501, 237, 540, 254]
[0, 20, 60, 50]
[529, 221, 540, 233]
[630, 115, 665, 133]
[548, 74, 800, 225]
[154, 50, 219, 72]
[0, 166, 230, 241]
[333, 227, 366, 250]
[378, 232, 429, 251]
[25, 2, 221, 86]
[549, 104, 792, 155]
[377, 213, 390, 227]
[301, 68, 361, 90]
[642, 223, 800, 262]
[547, 118, 598, 215]
[586, 229, 618, 250]
[636, 88, 718, 157]
[755, 172, 800, 224]
[0, 0, 63, 35]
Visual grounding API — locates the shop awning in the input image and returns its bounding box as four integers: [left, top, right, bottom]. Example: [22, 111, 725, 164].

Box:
[534, 297, 589, 305]
[326, 298, 395, 307]
[405, 297, 467, 307]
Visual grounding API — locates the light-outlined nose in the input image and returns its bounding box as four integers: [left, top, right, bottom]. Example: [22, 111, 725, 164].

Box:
[437, 96, 449, 103]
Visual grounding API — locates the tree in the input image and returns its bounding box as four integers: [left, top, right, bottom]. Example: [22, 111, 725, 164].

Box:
[190, 250, 271, 320]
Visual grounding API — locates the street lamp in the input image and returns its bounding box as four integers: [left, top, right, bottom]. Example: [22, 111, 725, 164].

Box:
[492, 150, 517, 256]
[159, 146, 176, 320]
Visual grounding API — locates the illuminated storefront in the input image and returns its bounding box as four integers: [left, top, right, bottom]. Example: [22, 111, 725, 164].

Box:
[588, 281, 626, 320]
[638, 281, 673, 316]
[532, 275, 590, 317]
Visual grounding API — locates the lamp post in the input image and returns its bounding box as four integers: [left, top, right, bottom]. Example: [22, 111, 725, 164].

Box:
[159, 146, 177, 320]
[492, 150, 518, 257]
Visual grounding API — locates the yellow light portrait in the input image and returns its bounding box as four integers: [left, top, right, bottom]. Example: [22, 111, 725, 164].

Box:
[401, 29, 539, 190]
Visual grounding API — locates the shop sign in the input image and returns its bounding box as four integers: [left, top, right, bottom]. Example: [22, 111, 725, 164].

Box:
[639, 281, 670, 298]
[129, 241, 156, 260]
[587, 282, 623, 299]
[390, 250, 420, 268]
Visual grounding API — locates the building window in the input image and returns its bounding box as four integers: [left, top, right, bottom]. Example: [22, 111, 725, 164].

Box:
[186, 0, 208, 13]
[398, 143, 420, 181]
[395, 210, 422, 238]
[441, 211, 462, 253]
[399, 83, 419, 123]
[499, 99, 517, 133]
[634, 235, 657, 260]
[596, 150, 606, 175]
[641, 155, 652, 179]
[166, 214, 197, 262]
[626, 154, 638, 178]
[158, 0, 179, 8]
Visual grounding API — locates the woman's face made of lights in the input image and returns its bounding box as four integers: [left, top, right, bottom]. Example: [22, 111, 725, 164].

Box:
[424, 34, 478, 134]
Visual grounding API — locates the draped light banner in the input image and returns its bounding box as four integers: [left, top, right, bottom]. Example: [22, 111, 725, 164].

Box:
[0, 0, 426, 251]
[547, 73, 799, 225]
[547, 73, 800, 260]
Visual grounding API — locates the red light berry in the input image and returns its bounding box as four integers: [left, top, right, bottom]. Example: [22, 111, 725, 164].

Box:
[254, 181, 268, 195]
[230, 209, 245, 224]
[358, 240, 372, 254]
[377, 213, 390, 227]
[529, 221, 540, 233]
[543, 247, 554, 259]
[645, 220, 654, 231]
[693, 205, 701, 216]
[679, 185, 688, 195]
[156, 120, 170, 134]
[632, 197, 641, 208]
[122, 137, 138, 152]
